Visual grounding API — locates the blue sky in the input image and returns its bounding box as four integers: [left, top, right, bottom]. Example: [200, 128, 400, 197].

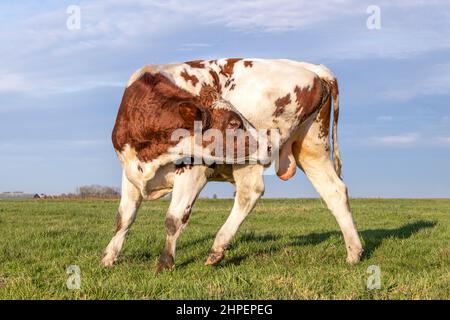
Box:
[0, 0, 449, 197]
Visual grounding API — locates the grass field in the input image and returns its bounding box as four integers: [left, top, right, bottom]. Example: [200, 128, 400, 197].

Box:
[0, 198, 449, 299]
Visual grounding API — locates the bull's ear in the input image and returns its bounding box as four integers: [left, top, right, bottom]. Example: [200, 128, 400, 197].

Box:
[178, 102, 211, 129]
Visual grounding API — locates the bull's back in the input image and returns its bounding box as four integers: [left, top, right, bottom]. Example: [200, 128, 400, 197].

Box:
[223, 60, 316, 117]
[127, 58, 330, 144]
[222, 59, 326, 143]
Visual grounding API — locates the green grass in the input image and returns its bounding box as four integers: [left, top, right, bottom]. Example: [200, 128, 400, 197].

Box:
[0, 198, 449, 299]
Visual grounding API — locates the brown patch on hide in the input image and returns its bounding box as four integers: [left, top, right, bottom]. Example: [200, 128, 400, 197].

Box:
[180, 69, 199, 87]
[224, 78, 233, 88]
[224, 77, 236, 91]
[165, 216, 178, 235]
[316, 81, 332, 140]
[181, 205, 192, 224]
[115, 212, 122, 233]
[219, 58, 242, 77]
[185, 60, 205, 68]
[293, 76, 324, 124]
[244, 60, 253, 68]
[196, 84, 220, 108]
[273, 93, 291, 117]
[209, 70, 221, 93]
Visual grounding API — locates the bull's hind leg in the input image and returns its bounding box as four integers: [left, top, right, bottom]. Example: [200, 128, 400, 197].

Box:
[293, 115, 363, 264]
[101, 171, 143, 266]
[156, 166, 208, 273]
[206, 164, 265, 265]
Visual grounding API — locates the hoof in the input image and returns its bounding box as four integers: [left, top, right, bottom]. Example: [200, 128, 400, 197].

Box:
[346, 248, 364, 264]
[101, 252, 116, 267]
[155, 262, 175, 274]
[205, 251, 225, 266]
[156, 252, 175, 274]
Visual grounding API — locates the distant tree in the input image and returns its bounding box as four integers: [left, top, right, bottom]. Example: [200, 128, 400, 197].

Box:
[212, 194, 218, 199]
[76, 185, 120, 198]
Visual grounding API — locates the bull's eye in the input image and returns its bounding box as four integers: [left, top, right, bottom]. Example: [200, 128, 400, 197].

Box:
[227, 119, 242, 129]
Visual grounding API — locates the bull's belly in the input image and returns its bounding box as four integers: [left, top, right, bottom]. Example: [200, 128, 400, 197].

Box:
[124, 156, 236, 199]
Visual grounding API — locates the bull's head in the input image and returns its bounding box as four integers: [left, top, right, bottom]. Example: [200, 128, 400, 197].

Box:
[173, 98, 272, 166]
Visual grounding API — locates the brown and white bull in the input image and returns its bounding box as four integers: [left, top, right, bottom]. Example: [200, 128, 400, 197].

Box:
[101, 58, 364, 272]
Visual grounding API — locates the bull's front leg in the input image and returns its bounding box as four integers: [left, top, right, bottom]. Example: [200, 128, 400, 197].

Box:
[206, 164, 265, 265]
[156, 165, 208, 273]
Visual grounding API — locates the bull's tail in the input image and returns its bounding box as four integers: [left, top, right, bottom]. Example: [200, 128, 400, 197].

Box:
[328, 79, 342, 178]
[300, 63, 343, 178]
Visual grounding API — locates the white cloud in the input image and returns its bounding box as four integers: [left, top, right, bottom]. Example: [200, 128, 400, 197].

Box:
[181, 43, 212, 47]
[367, 133, 420, 146]
[0, 73, 33, 92]
[1, 0, 450, 94]
[155, 0, 450, 33]
[187, 0, 359, 32]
